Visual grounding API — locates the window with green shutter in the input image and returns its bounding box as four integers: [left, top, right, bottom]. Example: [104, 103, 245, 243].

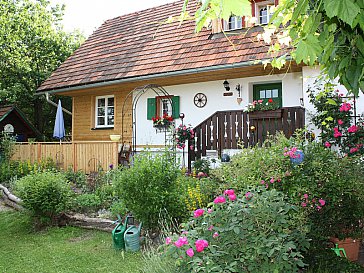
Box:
[147, 96, 180, 120]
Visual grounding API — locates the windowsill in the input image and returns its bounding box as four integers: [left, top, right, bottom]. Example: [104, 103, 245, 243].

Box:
[210, 25, 264, 39]
[91, 127, 114, 130]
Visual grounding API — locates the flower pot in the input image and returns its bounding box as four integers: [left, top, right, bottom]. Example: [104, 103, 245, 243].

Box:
[249, 109, 282, 120]
[330, 237, 361, 261]
[110, 135, 121, 141]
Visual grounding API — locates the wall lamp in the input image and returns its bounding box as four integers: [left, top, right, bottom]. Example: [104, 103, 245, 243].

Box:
[223, 80, 230, 91]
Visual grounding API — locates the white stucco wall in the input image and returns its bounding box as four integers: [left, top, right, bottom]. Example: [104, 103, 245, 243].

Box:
[136, 72, 303, 146]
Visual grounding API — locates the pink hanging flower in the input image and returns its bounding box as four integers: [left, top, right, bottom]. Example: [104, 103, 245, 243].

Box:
[224, 189, 235, 195]
[228, 194, 237, 201]
[324, 141, 331, 148]
[213, 196, 226, 204]
[319, 199, 326, 206]
[165, 237, 172, 245]
[348, 125, 359, 133]
[186, 248, 194, 257]
[339, 102, 351, 112]
[213, 232, 219, 238]
[194, 209, 205, 218]
[338, 119, 344, 125]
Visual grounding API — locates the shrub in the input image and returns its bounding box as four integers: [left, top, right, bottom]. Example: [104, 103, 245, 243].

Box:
[109, 199, 128, 218]
[162, 187, 309, 273]
[64, 167, 87, 190]
[15, 171, 73, 224]
[113, 151, 184, 229]
[74, 193, 102, 213]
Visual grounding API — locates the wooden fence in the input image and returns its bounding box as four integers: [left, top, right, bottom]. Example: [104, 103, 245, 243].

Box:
[188, 107, 305, 169]
[11, 141, 120, 173]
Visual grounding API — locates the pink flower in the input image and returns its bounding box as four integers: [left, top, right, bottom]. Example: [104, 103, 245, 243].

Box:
[228, 194, 237, 201]
[213, 232, 219, 238]
[213, 196, 226, 204]
[348, 125, 358, 133]
[334, 131, 342, 138]
[350, 147, 359, 153]
[224, 189, 235, 195]
[207, 208, 213, 214]
[270, 177, 275, 183]
[339, 102, 351, 112]
[186, 248, 194, 257]
[190, 145, 194, 150]
[207, 225, 214, 231]
[303, 193, 308, 199]
[174, 237, 188, 248]
[195, 239, 209, 252]
[258, 99, 263, 103]
[277, 178, 281, 182]
[338, 119, 344, 125]
[165, 237, 172, 245]
[301, 202, 307, 207]
[324, 141, 331, 148]
[317, 206, 322, 211]
[245, 192, 253, 199]
[260, 180, 265, 184]
[194, 209, 205, 218]
[319, 199, 326, 206]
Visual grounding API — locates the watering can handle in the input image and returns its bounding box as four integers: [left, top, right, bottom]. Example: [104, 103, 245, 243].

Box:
[138, 222, 142, 233]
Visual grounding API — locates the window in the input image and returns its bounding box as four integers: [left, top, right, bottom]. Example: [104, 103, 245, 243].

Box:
[223, 16, 243, 31]
[255, 1, 274, 25]
[95, 95, 114, 128]
[147, 96, 180, 120]
[253, 83, 282, 107]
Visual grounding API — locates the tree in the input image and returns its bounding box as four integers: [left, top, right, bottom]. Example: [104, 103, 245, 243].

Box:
[181, 0, 364, 96]
[0, 0, 84, 138]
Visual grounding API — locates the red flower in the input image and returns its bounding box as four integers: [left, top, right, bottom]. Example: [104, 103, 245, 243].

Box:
[268, 98, 273, 103]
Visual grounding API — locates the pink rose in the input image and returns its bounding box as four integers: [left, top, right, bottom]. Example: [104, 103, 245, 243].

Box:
[350, 147, 359, 153]
[195, 239, 209, 252]
[174, 237, 188, 248]
[303, 193, 308, 199]
[213, 196, 226, 204]
[339, 102, 351, 112]
[324, 141, 331, 148]
[186, 248, 194, 257]
[228, 194, 237, 201]
[338, 119, 344, 125]
[319, 199, 325, 206]
[207, 208, 213, 214]
[165, 237, 172, 245]
[348, 125, 359, 133]
[270, 178, 275, 183]
[213, 232, 219, 238]
[224, 189, 235, 195]
[194, 209, 205, 218]
[301, 202, 307, 207]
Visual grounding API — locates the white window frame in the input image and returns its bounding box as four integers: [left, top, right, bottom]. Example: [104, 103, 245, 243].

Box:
[160, 98, 172, 117]
[255, 0, 274, 25]
[223, 16, 243, 31]
[95, 95, 114, 128]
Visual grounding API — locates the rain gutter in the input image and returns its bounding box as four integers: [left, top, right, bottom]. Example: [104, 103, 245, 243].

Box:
[36, 59, 270, 95]
[45, 92, 72, 116]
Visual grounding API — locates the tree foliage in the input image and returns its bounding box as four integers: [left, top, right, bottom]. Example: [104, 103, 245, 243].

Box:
[182, 0, 364, 96]
[0, 0, 84, 137]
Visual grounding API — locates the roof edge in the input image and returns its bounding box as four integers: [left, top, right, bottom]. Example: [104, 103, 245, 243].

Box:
[36, 59, 273, 95]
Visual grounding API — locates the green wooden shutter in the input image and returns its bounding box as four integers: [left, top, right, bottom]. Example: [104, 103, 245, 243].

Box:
[171, 96, 180, 119]
[147, 98, 156, 120]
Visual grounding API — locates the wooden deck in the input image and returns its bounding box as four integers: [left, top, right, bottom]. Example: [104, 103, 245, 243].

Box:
[11, 141, 120, 173]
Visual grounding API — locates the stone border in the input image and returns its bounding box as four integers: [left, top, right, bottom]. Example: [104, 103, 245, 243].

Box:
[0, 184, 23, 210]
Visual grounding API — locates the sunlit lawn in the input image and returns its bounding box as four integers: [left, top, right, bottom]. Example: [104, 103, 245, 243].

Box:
[0, 211, 142, 273]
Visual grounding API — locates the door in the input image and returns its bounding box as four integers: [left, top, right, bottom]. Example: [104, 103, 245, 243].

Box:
[253, 83, 282, 107]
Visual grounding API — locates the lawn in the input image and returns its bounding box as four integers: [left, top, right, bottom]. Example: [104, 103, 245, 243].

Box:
[0, 211, 142, 273]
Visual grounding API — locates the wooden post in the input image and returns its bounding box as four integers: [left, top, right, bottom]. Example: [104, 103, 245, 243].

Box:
[37, 143, 41, 162]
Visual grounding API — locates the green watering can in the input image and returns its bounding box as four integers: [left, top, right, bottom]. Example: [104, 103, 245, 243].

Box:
[112, 215, 131, 250]
[124, 222, 142, 252]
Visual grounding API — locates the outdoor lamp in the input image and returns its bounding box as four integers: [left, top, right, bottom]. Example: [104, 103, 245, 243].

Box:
[179, 113, 185, 120]
[236, 84, 241, 97]
[223, 80, 230, 91]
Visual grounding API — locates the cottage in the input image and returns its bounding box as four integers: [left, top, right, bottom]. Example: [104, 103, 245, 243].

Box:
[35, 0, 364, 168]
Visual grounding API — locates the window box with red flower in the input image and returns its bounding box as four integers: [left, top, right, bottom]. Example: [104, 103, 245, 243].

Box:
[246, 98, 282, 119]
[152, 114, 174, 131]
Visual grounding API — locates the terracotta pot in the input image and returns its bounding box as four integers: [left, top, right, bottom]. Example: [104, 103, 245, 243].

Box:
[330, 237, 361, 261]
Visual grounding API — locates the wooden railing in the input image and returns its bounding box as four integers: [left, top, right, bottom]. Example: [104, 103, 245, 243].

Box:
[11, 141, 120, 173]
[188, 107, 305, 169]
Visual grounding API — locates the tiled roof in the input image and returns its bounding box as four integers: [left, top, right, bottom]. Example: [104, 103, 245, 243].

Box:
[37, 0, 279, 92]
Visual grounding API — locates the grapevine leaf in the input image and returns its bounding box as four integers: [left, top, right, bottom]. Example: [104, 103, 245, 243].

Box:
[324, 0, 359, 27]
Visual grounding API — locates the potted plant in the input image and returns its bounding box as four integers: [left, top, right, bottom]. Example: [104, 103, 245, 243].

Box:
[245, 98, 282, 119]
[152, 113, 174, 131]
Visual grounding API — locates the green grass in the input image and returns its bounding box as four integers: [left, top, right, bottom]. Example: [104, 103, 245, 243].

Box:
[0, 211, 142, 273]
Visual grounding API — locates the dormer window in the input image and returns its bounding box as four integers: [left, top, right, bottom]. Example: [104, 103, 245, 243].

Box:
[223, 16, 243, 31]
[255, 1, 275, 25]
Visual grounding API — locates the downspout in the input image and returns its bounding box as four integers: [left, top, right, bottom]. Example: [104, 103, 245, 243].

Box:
[45, 92, 72, 116]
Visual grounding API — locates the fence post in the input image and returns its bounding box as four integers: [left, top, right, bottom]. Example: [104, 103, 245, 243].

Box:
[72, 142, 77, 172]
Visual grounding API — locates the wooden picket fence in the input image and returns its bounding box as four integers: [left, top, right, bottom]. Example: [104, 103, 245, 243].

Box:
[11, 141, 120, 173]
